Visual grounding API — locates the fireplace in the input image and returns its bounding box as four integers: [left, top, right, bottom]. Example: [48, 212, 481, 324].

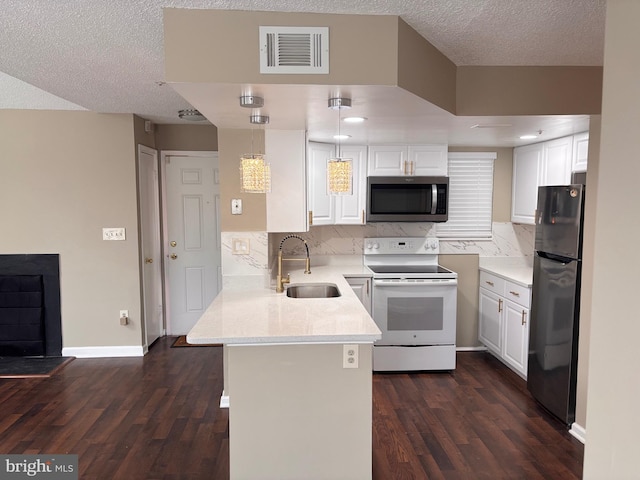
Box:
[0, 255, 62, 357]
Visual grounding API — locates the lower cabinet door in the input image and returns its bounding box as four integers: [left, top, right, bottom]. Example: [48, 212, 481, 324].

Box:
[478, 288, 502, 355]
[503, 300, 529, 377]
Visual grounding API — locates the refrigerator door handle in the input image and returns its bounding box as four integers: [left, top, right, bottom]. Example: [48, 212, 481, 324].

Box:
[537, 251, 575, 264]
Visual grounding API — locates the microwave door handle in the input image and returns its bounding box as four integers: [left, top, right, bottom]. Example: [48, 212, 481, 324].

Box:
[431, 184, 437, 215]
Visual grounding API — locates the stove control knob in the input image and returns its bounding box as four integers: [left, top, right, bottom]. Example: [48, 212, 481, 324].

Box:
[373, 243, 380, 250]
[365, 243, 373, 250]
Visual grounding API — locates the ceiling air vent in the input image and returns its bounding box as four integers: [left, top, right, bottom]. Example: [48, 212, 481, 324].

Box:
[259, 26, 329, 74]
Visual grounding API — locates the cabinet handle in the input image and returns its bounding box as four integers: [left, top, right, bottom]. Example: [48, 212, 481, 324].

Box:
[522, 310, 527, 326]
[486, 280, 494, 287]
[366, 280, 369, 295]
[509, 290, 520, 297]
[403, 160, 408, 175]
[498, 298, 503, 313]
[361, 210, 365, 224]
[410, 161, 415, 176]
[308, 211, 313, 226]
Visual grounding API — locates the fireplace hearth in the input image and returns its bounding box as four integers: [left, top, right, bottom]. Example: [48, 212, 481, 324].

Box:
[0, 255, 62, 357]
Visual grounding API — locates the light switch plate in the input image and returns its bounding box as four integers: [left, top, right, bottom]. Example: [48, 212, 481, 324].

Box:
[103, 228, 126, 241]
[232, 238, 250, 255]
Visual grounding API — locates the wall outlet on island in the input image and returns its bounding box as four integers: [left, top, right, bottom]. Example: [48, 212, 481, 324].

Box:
[120, 310, 129, 325]
[343, 344, 359, 369]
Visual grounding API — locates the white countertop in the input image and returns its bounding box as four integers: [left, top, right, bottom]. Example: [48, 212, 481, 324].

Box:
[187, 265, 381, 345]
[478, 257, 533, 287]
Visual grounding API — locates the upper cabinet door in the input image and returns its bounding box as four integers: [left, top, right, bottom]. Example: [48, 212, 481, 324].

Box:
[367, 145, 407, 175]
[368, 145, 448, 176]
[511, 143, 543, 224]
[572, 132, 589, 173]
[307, 142, 336, 226]
[409, 145, 448, 176]
[335, 145, 367, 225]
[540, 136, 572, 186]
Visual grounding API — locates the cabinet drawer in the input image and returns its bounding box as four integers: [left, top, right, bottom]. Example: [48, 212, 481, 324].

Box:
[479, 271, 505, 295]
[504, 281, 530, 308]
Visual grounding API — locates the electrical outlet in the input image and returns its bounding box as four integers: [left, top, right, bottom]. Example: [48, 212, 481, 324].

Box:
[120, 310, 129, 326]
[343, 344, 359, 369]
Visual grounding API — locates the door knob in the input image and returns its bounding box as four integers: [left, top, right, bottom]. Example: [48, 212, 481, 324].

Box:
[145, 258, 153, 264]
[170, 254, 178, 260]
[170, 241, 177, 247]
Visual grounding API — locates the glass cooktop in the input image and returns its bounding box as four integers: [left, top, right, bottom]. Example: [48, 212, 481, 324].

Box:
[367, 265, 454, 275]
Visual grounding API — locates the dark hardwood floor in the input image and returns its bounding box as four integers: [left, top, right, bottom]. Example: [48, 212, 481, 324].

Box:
[0, 338, 582, 479]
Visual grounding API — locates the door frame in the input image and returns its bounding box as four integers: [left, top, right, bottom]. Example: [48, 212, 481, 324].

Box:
[160, 150, 219, 334]
[137, 144, 164, 351]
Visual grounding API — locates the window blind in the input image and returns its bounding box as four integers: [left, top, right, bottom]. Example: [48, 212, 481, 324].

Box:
[436, 152, 496, 239]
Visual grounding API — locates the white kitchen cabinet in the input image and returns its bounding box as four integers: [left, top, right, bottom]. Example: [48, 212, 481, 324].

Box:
[266, 130, 308, 233]
[368, 144, 447, 176]
[307, 142, 367, 226]
[540, 136, 572, 186]
[511, 142, 543, 224]
[572, 132, 589, 172]
[478, 271, 531, 378]
[345, 276, 372, 316]
[511, 134, 577, 225]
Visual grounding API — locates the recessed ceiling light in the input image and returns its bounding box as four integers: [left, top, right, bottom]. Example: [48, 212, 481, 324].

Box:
[333, 134, 351, 140]
[519, 134, 539, 140]
[343, 117, 366, 123]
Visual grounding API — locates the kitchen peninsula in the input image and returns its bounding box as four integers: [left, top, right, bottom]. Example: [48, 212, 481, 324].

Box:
[188, 266, 381, 480]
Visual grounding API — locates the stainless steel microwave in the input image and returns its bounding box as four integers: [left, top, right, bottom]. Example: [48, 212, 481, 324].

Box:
[366, 176, 449, 222]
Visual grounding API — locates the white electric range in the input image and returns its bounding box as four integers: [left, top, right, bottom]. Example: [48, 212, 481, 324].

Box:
[364, 237, 458, 371]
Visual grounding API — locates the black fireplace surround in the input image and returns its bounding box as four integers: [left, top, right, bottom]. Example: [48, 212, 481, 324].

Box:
[0, 255, 62, 357]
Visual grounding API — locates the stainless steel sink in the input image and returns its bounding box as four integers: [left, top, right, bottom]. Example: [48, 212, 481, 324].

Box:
[285, 283, 341, 298]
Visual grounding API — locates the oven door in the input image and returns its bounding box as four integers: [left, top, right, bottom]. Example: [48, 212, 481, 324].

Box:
[372, 278, 457, 346]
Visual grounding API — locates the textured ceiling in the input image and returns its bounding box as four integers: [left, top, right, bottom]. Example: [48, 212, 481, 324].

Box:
[0, 0, 606, 143]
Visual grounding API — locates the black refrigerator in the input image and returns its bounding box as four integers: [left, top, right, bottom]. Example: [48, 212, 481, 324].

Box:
[527, 184, 585, 426]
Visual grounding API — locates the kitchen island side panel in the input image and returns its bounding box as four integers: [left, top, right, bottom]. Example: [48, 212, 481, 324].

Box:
[228, 343, 373, 480]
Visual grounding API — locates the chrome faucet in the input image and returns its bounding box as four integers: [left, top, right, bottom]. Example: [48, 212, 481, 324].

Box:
[276, 234, 311, 293]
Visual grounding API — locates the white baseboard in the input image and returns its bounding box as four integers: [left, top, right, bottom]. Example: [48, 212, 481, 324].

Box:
[570, 423, 586, 444]
[456, 346, 488, 352]
[62, 345, 145, 358]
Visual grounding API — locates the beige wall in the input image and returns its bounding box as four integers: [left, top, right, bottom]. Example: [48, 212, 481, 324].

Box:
[583, 1, 640, 476]
[133, 114, 156, 150]
[155, 124, 218, 151]
[439, 254, 480, 348]
[164, 9, 399, 87]
[218, 128, 267, 231]
[397, 18, 457, 113]
[574, 116, 600, 431]
[456, 66, 603, 115]
[0, 110, 143, 349]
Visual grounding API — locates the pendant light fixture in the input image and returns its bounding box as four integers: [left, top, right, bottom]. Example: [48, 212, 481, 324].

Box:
[240, 114, 271, 193]
[327, 97, 353, 195]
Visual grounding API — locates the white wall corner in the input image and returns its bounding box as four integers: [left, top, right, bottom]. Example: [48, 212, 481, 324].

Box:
[62, 345, 145, 358]
[569, 423, 586, 444]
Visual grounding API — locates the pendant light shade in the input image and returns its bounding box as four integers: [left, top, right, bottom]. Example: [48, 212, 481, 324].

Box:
[327, 97, 354, 195]
[240, 154, 271, 193]
[327, 158, 353, 195]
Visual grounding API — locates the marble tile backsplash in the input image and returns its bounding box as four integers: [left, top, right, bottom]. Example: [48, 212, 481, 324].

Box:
[269, 222, 535, 258]
[221, 223, 534, 283]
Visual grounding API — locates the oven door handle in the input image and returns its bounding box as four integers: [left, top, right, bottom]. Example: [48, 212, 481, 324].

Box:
[373, 279, 458, 287]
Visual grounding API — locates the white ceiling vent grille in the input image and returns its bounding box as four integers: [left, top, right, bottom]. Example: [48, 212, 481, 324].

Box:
[259, 26, 329, 74]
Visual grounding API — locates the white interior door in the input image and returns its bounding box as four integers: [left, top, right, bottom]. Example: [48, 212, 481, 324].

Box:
[163, 151, 221, 335]
[138, 145, 164, 348]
